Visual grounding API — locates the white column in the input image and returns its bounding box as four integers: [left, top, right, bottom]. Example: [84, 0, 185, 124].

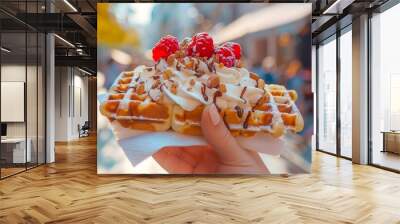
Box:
[45, 0, 55, 163]
[352, 14, 369, 164]
[46, 33, 55, 163]
[312, 45, 317, 151]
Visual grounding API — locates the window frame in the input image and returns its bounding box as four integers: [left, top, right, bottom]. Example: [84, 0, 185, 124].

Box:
[315, 23, 353, 160]
[367, 1, 400, 173]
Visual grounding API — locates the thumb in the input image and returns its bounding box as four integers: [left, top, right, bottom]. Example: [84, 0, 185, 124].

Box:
[200, 104, 251, 165]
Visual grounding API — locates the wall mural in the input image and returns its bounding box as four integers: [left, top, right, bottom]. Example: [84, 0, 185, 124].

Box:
[97, 3, 313, 174]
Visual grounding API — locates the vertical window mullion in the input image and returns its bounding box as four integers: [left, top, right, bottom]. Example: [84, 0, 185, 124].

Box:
[316, 44, 319, 151]
[336, 27, 341, 157]
[0, 20, 2, 179]
[367, 11, 373, 165]
[25, 0, 28, 171]
[36, 0, 39, 167]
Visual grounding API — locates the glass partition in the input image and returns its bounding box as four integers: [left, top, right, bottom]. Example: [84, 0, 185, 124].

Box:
[1, 30, 28, 177]
[0, 1, 46, 179]
[317, 36, 337, 154]
[339, 28, 352, 158]
[371, 3, 400, 171]
[27, 30, 38, 169]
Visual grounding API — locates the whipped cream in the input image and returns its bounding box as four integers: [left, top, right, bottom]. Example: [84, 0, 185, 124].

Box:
[128, 57, 266, 116]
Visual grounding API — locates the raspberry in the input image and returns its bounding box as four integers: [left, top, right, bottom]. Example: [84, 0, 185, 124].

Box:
[222, 42, 241, 59]
[215, 46, 235, 67]
[187, 32, 214, 58]
[152, 35, 179, 61]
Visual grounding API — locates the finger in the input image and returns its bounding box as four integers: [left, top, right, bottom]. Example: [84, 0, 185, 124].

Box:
[153, 148, 194, 173]
[180, 145, 214, 158]
[192, 150, 219, 174]
[200, 104, 252, 165]
[181, 146, 219, 173]
[163, 147, 199, 166]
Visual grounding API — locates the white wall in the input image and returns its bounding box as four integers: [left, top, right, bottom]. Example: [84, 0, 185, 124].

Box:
[1, 65, 26, 139]
[54, 67, 89, 141]
[1, 64, 46, 164]
[55, 67, 69, 141]
[1, 65, 38, 138]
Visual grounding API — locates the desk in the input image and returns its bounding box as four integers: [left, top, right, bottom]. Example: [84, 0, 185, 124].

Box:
[381, 131, 400, 154]
[1, 138, 31, 163]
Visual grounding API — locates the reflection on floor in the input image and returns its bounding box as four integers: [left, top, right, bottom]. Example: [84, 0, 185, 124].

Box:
[0, 167, 25, 177]
[373, 150, 400, 171]
[0, 136, 400, 223]
[0, 163, 42, 178]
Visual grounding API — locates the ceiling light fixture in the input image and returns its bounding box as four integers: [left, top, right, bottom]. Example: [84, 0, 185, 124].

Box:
[322, 0, 354, 15]
[63, 0, 78, 12]
[1, 47, 11, 53]
[78, 67, 93, 76]
[54, 34, 75, 48]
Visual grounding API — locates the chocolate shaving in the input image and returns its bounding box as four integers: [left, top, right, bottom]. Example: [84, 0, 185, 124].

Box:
[194, 59, 199, 72]
[153, 75, 160, 80]
[154, 60, 160, 71]
[176, 63, 181, 71]
[252, 96, 264, 111]
[159, 83, 166, 91]
[223, 113, 229, 129]
[213, 91, 222, 112]
[240, 86, 247, 99]
[201, 83, 209, 101]
[145, 67, 153, 72]
[243, 112, 251, 129]
[213, 91, 222, 103]
[234, 106, 243, 118]
[207, 61, 215, 73]
[134, 75, 140, 82]
[240, 86, 247, 104]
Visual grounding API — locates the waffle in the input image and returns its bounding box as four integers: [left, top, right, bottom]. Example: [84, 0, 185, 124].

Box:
[100, 70, 173, 132]
[170, 81, 304, 137]
[171, 90, 286, 137]
[100, 37, 304, 138]
[266, 84, 304, 133]
[100, 68, 303, 138]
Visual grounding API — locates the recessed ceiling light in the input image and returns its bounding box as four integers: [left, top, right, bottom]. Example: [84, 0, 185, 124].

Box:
[1, 47, 11, 53]
[63, 0, 78, 12]
[323, 0, 354, 15]
[54, 34, 75, 48]
[78, 67, 93, 76]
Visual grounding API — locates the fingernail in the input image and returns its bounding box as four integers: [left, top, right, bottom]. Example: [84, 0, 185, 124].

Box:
[208, 104, 220, 126]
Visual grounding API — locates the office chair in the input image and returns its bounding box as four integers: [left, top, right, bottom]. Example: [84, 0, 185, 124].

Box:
[79, 121, 90, 138]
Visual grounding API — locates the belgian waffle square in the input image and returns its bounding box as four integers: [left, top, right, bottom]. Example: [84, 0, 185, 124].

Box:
[100, 71, 173, 132]
[266, 84, 304, 133]
[170, 88, 286, 137]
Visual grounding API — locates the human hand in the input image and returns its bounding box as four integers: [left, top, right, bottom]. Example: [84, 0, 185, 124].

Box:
[153, 104, 269, 174]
